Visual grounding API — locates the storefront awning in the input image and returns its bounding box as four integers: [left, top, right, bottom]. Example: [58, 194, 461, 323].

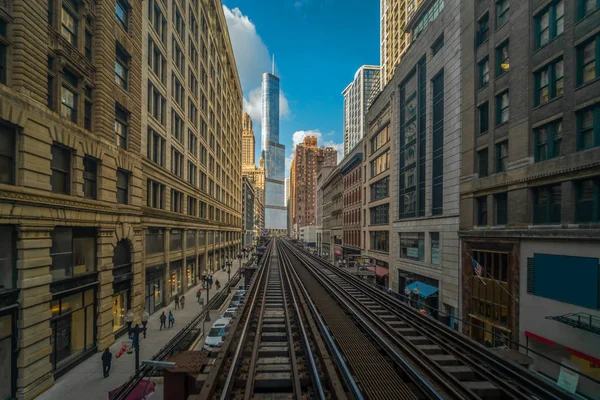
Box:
[366, 266, 389, 277]
[406, 281, 438, 298]
[545, 313, 600, 336]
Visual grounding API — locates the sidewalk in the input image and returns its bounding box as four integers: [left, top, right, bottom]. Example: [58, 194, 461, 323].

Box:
[36, 261, 244, 400]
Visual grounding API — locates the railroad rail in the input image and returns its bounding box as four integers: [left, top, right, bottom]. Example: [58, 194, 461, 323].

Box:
[108, 259, 248, 400]
[280, 239, 576, 400]
[202, 239, 338, 399]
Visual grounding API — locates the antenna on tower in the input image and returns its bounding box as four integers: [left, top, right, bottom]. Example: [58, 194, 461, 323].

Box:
[272, 54, 275, 75]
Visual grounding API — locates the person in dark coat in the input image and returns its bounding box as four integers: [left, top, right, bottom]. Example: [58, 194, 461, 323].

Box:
[102, 348, 112, 378]
[174, 294, 180, 309]
[180, 295, 186, 309]
[159, 311, 167, 330]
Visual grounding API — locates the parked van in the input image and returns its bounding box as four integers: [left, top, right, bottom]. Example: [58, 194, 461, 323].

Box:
[203, 318, 230, 350]
[229, 293, 245, 307]
[221, 307, 237, 319]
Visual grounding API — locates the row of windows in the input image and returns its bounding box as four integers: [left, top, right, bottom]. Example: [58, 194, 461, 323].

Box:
[476, 176, 600, 226]
[476, 140, 508, 177]
[146, 178, 239, 224]
[343, 166, 361, 189]
[344, 208, 360, 226]
[0, 124, 131, 204]
[343, 230, 360, 249]
[344, 187, 361, 207]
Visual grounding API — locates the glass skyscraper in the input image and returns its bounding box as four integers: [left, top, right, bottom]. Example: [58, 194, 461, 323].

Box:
[261, 73, 287, 231]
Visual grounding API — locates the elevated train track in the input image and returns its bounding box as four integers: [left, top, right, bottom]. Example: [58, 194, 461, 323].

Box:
[279, 238, 576, 400]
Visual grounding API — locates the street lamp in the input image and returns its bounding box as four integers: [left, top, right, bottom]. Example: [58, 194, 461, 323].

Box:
[129, 323, 146, 371]
[141, 310, 149, 338]
[404, 287, 411, 305]
[203, 275, 212, 307]
[125, 310, 134, 336]
[227, 259, 233, 284]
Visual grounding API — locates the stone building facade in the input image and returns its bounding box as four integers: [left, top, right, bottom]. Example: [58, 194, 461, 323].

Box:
[460, 0, 600, 394]
[322, 167, 343, 263]
[242, 176, 255, 246]
[141, 0, 243, 317]
[0, 0, 145, 397]
[363, 101, 393, 287]
[0, 0, 243, 398]
[340, 144, 363, 261]
[383, 0, 462, 327]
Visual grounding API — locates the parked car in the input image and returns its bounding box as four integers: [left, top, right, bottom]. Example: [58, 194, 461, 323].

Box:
[203, 318, 230, 350]
[221, 307, 237, 319]
[229, 293, 245, 307]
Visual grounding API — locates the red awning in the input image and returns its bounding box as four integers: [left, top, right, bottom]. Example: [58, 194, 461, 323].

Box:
[366, 266, 389, 277]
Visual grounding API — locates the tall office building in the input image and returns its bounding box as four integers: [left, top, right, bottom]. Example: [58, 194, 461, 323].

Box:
[459, 1, 599, 395]
[380, 0, 422, 89]
[261, 73, 287, 232]
[285, 178, 290, 207]
[242, 112, 255, 166]
[343, 65, 381, 155]
[292, 137, 338, 229]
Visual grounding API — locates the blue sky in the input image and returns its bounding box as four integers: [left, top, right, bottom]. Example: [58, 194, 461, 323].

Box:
[222, 0, 379, 177]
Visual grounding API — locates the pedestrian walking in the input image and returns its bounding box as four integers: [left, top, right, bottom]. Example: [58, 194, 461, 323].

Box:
[180, 295, 186, 309]
[159, 311, 166, 330]
[387, 287, 393, 295]
[216, 279, 221, 290]
[101, 348, 112, 378]
[196, 289, 202, 304]
[174, 294, 180, 309]
[168, 311, 175, 328]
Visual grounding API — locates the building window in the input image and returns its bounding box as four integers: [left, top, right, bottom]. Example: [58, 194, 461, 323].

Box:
[534, 120, 562, 162]
[172, 111, 183, 143]
[399, 232, 424, 262]
[477, 13, 489, 46]
[187, 161, 196, 186]
[171, 148, 183, 178]
[116, 0, 129, 31]
[533, 185, 561, 224]
[496, 91, 509, 125]
[188, 130, 197, 157]
[496, 41, 509, 77]
[147, 128, 165, 166]
[171, 189, 183, 213]
[535, 58, 564, 106]
[370, 126, 389, 154]
[172, 73, 184, 108]
[477, 196, 488, 226]
[495, 141, 508, 173]
[83, 156, 97, 200]
[187, 196, 197, 216]
[115, 44, 129, 91]
[61, 3, 78, 45]
[575, 178, 600, 223]
[370, 176, 389, 201]
[0, 123, 15, 185]
[496, 0, 509, 26]
[478, 102, 489, 135]
[61, 70, 78, 123]
[115, 104, 128, 149]
[148, 82, 166, 125]
[84, 86, 92, 131]
[578, 0, 599, 20]
[535, 0, 564, 49]
[477, 148, 488, 177]
[147, 179, 164, 209]
[0, 20, 8, 85]
[478, 57, 489, 88]
[577, 35, 599, 86]
[85, 24, 93, 61]
[370, 204, 389, 225]
[431, 33, 444, 56]
[145, 228, 164, 254]
[370, 149, 390, 177]
[50, 227, 96, 281]
[370, 230, 389, 253]
[51, 144, 71, 194]
[431, 71, 444, 216]
[116, 169, 129, 204]
[495, 192, 508, 225]
[577, 104, 600, 151]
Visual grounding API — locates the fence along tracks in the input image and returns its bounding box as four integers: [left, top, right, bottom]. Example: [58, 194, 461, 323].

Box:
[281, 239, 578, 400]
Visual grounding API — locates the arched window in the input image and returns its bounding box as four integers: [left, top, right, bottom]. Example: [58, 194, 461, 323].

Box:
[113, 240, 131, 273]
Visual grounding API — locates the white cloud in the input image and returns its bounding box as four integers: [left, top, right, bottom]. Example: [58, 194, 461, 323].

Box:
[224, 6, 291, 125]
[288, 130, 343, 166]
